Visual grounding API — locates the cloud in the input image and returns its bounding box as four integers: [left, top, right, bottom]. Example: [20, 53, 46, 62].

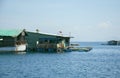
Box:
[98, 21, 111, 29]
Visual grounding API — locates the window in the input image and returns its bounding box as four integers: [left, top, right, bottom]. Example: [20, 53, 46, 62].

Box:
[0, 38, 3, 41]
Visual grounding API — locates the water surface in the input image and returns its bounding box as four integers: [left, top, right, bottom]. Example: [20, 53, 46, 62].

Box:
[0, 42, 120, 78]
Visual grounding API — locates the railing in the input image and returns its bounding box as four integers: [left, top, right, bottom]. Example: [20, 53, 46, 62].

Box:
[37, 43, 57, 49]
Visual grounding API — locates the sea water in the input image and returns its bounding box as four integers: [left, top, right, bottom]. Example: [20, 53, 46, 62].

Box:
[0, 42, 120, 78]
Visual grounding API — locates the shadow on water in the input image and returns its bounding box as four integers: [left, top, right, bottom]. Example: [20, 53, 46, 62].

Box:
[0, 51, 70, 55]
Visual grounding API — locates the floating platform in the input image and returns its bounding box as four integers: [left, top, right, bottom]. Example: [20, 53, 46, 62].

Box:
[64, 47, 92, 52]
[71, 47, 92, 52]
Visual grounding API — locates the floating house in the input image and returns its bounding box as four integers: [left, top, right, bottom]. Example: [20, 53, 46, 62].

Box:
[117, 41, 120, 45]
[0, 29, 71, 52]
[107, 40, 118, 45]
[107, 40, 120, 45]
[0, 29, 27, 52]
[25, 31, 71, 52]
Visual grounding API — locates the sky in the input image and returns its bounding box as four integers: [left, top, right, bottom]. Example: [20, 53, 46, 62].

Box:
[0, 0, 120, 41]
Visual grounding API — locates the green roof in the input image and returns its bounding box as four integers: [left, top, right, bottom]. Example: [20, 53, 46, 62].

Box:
[0, 29, 23, 37]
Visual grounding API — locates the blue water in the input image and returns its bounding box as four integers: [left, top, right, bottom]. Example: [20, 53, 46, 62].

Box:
[0, 42, 120, 78]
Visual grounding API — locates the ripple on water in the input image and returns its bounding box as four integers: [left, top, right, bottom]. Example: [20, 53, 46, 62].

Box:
[0, 45, 120, 78]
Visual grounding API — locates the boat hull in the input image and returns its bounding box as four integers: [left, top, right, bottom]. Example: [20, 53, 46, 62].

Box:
[0, 44, 26, 52]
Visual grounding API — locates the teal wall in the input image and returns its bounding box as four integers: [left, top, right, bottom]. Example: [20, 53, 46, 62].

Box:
[25, 32, 57, 49]
[25, 32, 70, 51]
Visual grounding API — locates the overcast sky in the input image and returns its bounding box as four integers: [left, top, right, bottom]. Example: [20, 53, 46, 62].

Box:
[0, 0, 120, 41]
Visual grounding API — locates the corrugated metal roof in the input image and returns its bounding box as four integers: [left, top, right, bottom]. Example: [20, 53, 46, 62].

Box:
[39, 32, 72, 38]
[27, 31, 71, 38]
[0, 29, 23, 37]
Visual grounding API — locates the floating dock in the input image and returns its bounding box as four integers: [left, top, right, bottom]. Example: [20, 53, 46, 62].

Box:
[64, 47, 92, 52]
